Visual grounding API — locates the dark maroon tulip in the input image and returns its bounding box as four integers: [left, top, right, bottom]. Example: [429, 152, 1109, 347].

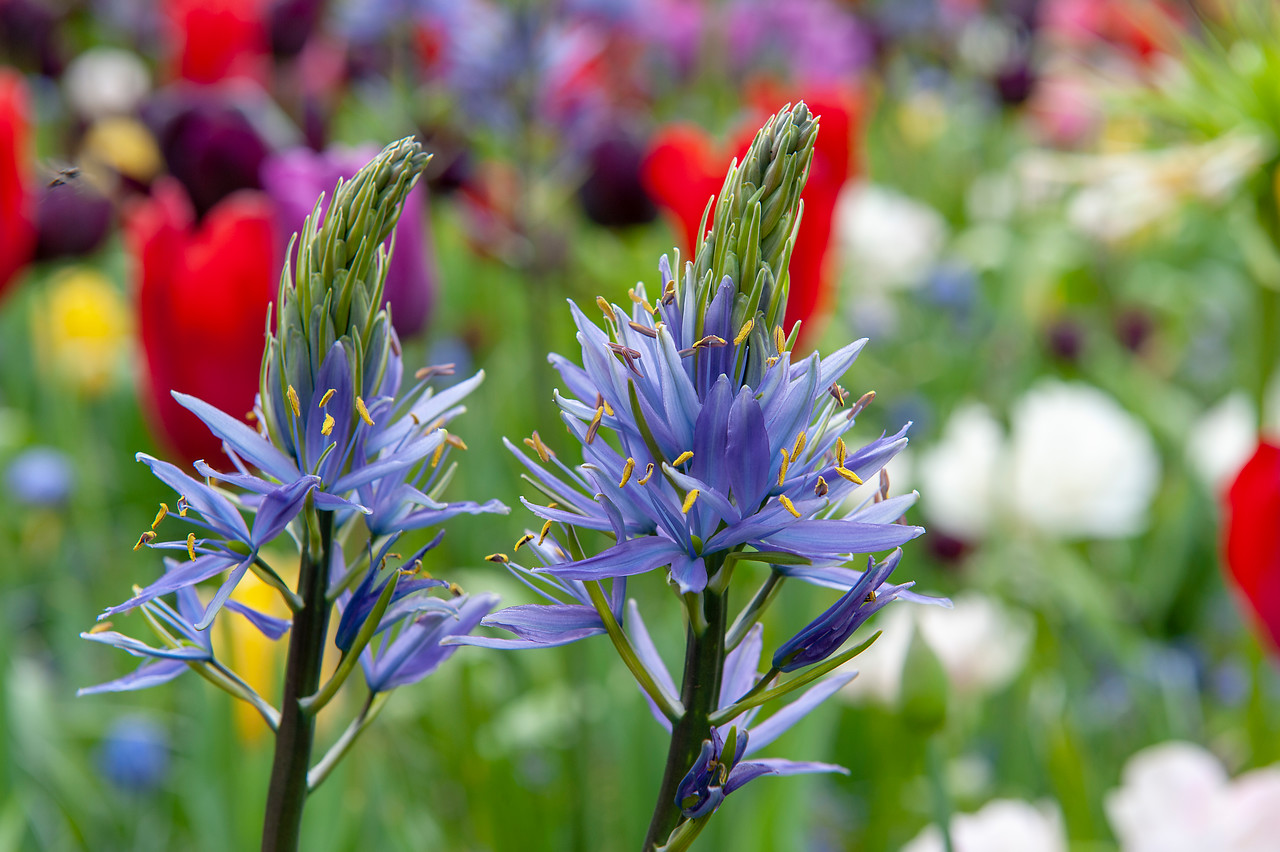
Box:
[34, 177, 114, 260]
[577, 128, 658, 229]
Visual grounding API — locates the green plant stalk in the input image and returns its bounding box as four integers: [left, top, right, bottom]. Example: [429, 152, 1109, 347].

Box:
[927, 736, 956, 852]
[642, 570, 728, 851]
[261, 509, 335, 852]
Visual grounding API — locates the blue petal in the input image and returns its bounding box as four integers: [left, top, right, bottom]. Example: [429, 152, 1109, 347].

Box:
[77, 658, 191, 696]
[194, 558, 253, 630]
[224, 600, 291, 640]
[476, 603, 605, 647]
[726, 387, 770, 511]
[723, 758, 848, 795]
[172, 392, 300, 482]
[744, 671, 859, 754]
[81, 631, 212, 661]
[103, 553, 238, 616]
[758, 519, 924, 558]
[136, 454, 250, 542]
[249, 476, 320, 546]
[542, 535, 685, 581]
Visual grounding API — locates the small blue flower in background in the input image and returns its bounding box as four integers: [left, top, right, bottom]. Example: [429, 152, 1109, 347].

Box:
[5, 446, 73, 507]
[97, 715, 171, 794]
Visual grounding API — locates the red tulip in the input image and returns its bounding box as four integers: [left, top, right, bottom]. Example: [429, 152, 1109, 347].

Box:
[641, 82, 861, 340]
[128, 178, 276, 463]
[1224, 441, 1280, 651]
[165, 0, 269, 84]
[0, 68, 35, 299]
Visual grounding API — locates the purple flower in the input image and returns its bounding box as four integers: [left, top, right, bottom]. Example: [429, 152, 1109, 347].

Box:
[358, 591, 499, 692]
[97, 715, 171, 793]
[5, 446, 74, 507]
[726, 0, 873, 84]
[262, 147, 437, 336]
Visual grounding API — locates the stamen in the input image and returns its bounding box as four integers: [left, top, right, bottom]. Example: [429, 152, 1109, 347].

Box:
[186, 533, 197, 561]
[607, 342, 644, 376]
[814, 476, 828, 497]
[835, 466, 862, 485]
[778, 448, 791, 486]
[692, 335, 726, 350]
[151, 502, 169, 530]
[134, 531, 156, 551]
[835, 437, 847, 468]
[415, 364, 456, 380]
[682, 490, 699, 514]
[485, 553, 509, 563]
[321, 413, 335, 436]
[779, 495, 801, 518]
[663, 279, 677, 303]
[865, 590, 877, 603]
[430, 444, 445, 468]
[773, 325, 786, 352]
[791, 432, 807, 462]
[627, 288, 655, 315]
[445, 434, 468, 451]
[851, 390, 876, 418]
[673, 450, 694, 466]
[637, 463, 655, 485]
[410, 412, 420, 425]
[177, 496, 190, 517]
[286, 385, 300, 417]
[828, 383, 847, 406]
[734, 318, 754, 346]
[766, 356, 779, 367]
[514, 533, 535, 552]
[628, 321, 658, 339]
[245, 410, 257, 422]
[524, 431, 552, 462]
[596, 295, 613, 319]
[619, 458, 636, 487]
[355, 396, 375, 426]
[318, 388, 336, 408]
[538, 519, 554, 545]
[88, 621, 113, 634]
[879, 468, 890, 500]
[448, 582, 464, 597]
[586, 407, 604, 444]
[602, 399, 614, 416]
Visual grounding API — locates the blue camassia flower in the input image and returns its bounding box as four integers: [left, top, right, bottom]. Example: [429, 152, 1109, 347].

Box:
[507, 254, 923, 594]
[628, 607, 849, 818]
[102, 335, 504, 628]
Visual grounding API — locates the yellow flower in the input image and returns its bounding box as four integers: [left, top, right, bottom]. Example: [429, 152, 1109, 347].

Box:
[81, 116, 162, 183]
[33, 267, 132, 394]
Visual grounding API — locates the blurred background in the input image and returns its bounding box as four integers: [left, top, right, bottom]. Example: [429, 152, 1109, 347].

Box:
[3, 0, 1280, 849]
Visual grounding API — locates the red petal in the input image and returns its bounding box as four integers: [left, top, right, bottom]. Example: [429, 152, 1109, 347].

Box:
[1225, 441, 1280, 650]
[0, 69, 35, 299]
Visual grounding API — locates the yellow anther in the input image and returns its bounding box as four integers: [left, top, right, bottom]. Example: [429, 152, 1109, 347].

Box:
[538, 519, 554, 545]
[133, 531, 156, 551]
[355, 396, 375, 426]
[734, 317, 754, 346]
[766, 356, 779, 368]
[692, 335, 727, 350]
[448, 582, 464, 597]
[177, 497, 189, 517]
[673, 450, 694, 466]
[445, 434, 468, 451]
[627, 288, 655, 314]
[186, 533, 197, 561]
[524, 430, 552, 462]
[88, 621, 113, 634]
[596, 295, 613, 319]
[637, 463, 655, 485]
[773, 325, 786, 352]
[318, 388, 336, 408]
[791, 431, 807, 462]
[682, 490, 700, 514]
[835, 437, 847, 468]
[151, 502, 169, 530]
[619, 458, 636, 487]
[779, 495, 801, 518]
[286, 385, 300, 417]
[835, 466, 863, 485]
[410, 412, 421, 425]
[430, 444, 445, 469]
[814, 476, 829, 497]
[485, 553, 509, 563]
[603, 399, 614, 416]
[865, 590, 877, 603]
[132, 584, 145, 596]
[514, 533, 536, 552]
[778, 448, 791, 486]
[321, 413, 335, 436]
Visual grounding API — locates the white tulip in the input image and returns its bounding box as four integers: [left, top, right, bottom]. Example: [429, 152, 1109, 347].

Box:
[901, 798, 1067, 852]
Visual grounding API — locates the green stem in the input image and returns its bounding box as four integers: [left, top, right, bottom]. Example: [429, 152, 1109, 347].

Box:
[642, 581, 728, 851]
[927, 737, 955, 852]
[586, 582, 683, 723]
[306, 691, 389, 793]
[261, 509, 335, 852]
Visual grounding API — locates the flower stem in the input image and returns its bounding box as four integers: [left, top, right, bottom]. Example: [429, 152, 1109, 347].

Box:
[261, 509, 334, 852]
[642, 582, 728, 851]
[927, 736, 956, 852]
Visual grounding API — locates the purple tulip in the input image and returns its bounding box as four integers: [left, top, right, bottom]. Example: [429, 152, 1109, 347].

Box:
[261, 146, 437, 336]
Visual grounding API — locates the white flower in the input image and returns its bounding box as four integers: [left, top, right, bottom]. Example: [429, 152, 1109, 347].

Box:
[1185, 392, 1257, 495]
[918, 403, 1003, 539]
[901, 798, 1067, 852]
[1106, 741, 1280, 852]
[841, 593, 1032, 703]
[1008, 381, 1160, 539]
[837, 182, 948, 292]
[63, 48, 151, 121]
